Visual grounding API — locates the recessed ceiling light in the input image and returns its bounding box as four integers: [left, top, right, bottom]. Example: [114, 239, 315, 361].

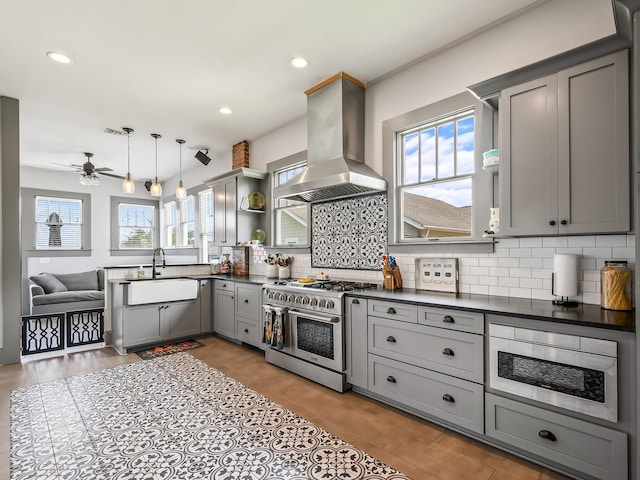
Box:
[219, 107, 232, 115]
[46, 51, 73, 64]
[290, 56, 308, 68]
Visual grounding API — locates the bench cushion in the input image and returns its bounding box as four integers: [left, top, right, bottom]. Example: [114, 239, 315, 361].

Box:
[54, 270, 100, 291]
[31, 290, 104, 306]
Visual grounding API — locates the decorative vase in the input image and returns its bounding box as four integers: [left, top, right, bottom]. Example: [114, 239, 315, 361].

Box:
[266, 264, 278, 278]
[278, 265, 290, 280]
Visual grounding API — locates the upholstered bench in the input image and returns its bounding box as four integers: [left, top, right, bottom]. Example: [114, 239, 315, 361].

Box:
[28, 269, 104, 315]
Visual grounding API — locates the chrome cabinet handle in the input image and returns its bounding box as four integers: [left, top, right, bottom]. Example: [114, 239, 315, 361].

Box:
[442, 315, 454, 323]
[442, 394, 455, 403]
[387, 307, 396, 314]
[244, 328, 249, 334]
[386, 336, 396, 343]
[442, 347, 455, 356]
[386, 375, 396, 383]
[538, 430, 557, 442]
[244, 299, 249, 303]
[352, 299, 360, 305]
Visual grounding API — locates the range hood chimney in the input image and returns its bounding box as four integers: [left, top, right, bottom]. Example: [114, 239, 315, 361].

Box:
[274, 72, 387, 203]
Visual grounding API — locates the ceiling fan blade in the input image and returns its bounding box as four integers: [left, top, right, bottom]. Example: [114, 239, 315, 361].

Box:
[51, 162, 81, 170]
[100, 172, 127, 180]
[95, 167, 114, 172]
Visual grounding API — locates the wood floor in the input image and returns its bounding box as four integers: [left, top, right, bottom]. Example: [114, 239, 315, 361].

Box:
[0, 335, 571, 480]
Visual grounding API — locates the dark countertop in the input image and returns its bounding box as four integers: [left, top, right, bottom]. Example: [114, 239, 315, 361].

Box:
[104, 263, 211, 269]
[108, 274, 634, 332]
[347, 288, 635, 332]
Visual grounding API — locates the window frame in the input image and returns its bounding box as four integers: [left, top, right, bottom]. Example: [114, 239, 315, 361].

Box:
[21, 188, 92, 257]
[383, 91, 494, 253]
[267, 150, 310, 250]
[110, 196, 159, 256]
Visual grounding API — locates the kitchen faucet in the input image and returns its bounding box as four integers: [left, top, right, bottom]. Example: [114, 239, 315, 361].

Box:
[152, 247, 166, 278]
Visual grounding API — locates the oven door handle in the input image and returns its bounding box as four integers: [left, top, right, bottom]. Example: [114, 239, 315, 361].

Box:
[289, 310, 339, 324]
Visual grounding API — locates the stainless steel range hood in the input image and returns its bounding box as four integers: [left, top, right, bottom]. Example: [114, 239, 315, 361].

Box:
[274, 72, 387, 203]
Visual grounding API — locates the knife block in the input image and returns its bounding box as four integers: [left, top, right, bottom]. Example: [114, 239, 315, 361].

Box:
[382, 265, 402, 289]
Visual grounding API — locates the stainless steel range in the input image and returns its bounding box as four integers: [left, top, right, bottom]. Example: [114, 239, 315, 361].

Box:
[262, 280, 379, 392]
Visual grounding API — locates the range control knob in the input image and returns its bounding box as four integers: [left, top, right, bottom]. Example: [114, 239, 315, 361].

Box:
[267, 291, 274, 299]
[278, 293, 287, 301]
[318, 299, 326, 308]
[295, 295, 303, 304]
[326, 300, 335, 309]
[287, 295, 295, 302]
[302, 297, 310, 305]
[310, 298, 318, 306]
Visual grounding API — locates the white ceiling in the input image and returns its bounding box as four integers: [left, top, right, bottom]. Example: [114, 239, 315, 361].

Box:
[0, 0, 544, 183]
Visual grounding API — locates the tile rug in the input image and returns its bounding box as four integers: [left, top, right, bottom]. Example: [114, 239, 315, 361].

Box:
[10, 352, 412, 479]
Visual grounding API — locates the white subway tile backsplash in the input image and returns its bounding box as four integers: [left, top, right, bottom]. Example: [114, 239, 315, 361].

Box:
[285, 234, 633, 306]
[596, 235, 628, 247]
[568, 236, 596, 247]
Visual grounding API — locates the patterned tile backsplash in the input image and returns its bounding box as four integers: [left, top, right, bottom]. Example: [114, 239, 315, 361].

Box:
[286, 234, 636, 306]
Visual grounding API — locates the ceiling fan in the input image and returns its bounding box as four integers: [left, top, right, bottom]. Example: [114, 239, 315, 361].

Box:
[53, 152, 126, 185]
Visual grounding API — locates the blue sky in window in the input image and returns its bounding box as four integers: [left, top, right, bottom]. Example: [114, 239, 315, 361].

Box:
[403, 115, 474, 207]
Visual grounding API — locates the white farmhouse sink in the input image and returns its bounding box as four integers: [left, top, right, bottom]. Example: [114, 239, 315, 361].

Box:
[125, 278, 198, 305]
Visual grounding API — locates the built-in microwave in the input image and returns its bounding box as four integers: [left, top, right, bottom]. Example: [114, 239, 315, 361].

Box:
[489, 324, 618, 422]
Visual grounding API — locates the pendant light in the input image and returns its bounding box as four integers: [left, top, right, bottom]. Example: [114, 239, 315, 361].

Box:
[121, 127, 135, 193]
[175, 138, 187, 200]
[149, 133, 162, 197]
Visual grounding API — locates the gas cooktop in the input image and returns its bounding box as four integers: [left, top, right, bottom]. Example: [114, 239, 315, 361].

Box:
[269, 279, 380, 292]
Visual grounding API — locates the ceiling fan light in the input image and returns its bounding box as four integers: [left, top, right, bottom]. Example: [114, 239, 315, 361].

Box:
[79, 175, 91, 186]
[122, 175, 135, 194]
[150, 178, 162, 197]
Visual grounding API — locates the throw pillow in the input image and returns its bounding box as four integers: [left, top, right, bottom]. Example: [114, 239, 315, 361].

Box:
[55, 270, 99, 291]
[29, 273, 68, 294]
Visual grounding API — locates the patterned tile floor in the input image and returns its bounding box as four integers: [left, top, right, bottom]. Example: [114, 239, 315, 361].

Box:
[10, 352, 412, 479]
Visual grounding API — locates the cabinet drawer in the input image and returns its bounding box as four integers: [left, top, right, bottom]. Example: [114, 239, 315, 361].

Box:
[369, 354, 483, 434]
[418, 306, 484, 334]
[235, 284, 261, 319]
[369, 317, 483, 383]
[236, 318, 261, 348]
[215, 279, 234, 292]
[485, 393, 627, 480]
[368, 299, 417, 323]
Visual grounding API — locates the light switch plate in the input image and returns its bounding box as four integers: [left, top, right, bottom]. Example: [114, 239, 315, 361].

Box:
[415, 257, 458, 293]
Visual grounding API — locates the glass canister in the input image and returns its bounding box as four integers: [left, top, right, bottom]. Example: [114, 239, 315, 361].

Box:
[600, 260, 632, 310]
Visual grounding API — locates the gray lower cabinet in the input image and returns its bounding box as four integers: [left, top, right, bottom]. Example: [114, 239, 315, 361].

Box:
[369, 354, 484, 434]
[345, 296, 368, 389]
[235, 283, 262, 347]
[122, 300, 199, 348]
[214, 280, 235, 339]
[485, 393, 627, 480]
[499, 50, 629, 236]
[199, 279, 213, 333]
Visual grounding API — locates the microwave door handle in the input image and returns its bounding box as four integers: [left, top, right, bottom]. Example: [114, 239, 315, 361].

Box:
[289, 310, 339, 324]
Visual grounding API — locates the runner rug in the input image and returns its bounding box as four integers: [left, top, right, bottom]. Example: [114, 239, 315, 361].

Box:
[135, 339, 204, 360]
[10, 352, 412, 479]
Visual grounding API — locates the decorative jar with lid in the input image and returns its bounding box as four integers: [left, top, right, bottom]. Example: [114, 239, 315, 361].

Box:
[600, 260, 632, 310]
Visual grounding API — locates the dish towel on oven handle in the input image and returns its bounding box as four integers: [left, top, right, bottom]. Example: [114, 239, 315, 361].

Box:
[263, 305, 273, 345]
[271, 306, 286, 351]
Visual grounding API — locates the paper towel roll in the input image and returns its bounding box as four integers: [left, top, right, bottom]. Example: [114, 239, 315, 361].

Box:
[552, 254, 579, 297]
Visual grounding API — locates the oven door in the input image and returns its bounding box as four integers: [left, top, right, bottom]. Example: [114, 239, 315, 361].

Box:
[289, 309, 344, 372]
[489, 326, 618, 422]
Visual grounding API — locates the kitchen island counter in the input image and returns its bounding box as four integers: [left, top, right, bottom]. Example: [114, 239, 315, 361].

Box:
[347, 288, 634, 332]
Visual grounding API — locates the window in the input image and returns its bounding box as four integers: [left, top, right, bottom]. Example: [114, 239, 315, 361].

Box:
[110, 196, 159, 254]
[179, 196, 196, 247]
[272, 156, 309, 246]
[399, 110, 474, 240]
[384, 92, 493, 247]
[199, 189, 215, 262]
[35, 196, 83, 249]
[163, 201, 177, 248]
[118, 203, 155, 249]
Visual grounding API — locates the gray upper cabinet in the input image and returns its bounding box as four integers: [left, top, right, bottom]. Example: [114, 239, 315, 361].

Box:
[206, 168, 268, 246]
[499, 50, 629, 236]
